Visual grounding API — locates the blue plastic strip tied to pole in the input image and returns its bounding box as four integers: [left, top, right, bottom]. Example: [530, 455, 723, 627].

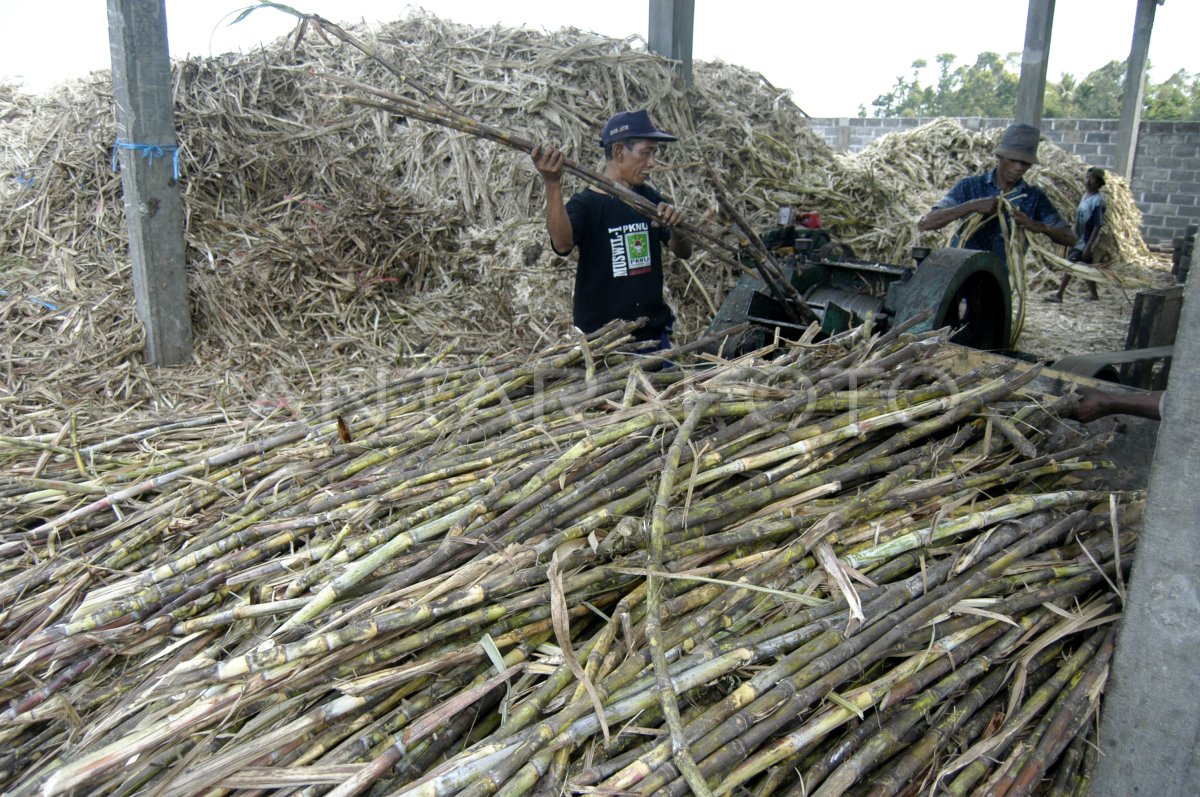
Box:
[111, 139, 181, 180]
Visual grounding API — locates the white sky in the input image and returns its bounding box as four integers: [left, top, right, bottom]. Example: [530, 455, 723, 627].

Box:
[1, 1, 1196, 117]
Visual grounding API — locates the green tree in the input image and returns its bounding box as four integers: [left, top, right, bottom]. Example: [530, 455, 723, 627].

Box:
[869, 55, 1198, 121]
[1042, 72, 1078, 118]
[868, 58, 935, 117]
[868, 52, 1022, 117]
[1145, 69, 1195, 120]
[1072, 60, 1125, 118]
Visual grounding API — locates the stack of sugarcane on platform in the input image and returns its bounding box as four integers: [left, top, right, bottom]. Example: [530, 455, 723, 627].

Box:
[0, 319, 1133, 797]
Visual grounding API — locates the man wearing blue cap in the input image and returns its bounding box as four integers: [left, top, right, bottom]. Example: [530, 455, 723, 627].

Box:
[531, 109, 693, 348]
[919, 123, 1075, 266]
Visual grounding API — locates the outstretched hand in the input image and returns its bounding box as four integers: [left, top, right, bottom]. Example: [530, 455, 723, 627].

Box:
[1068, 386, 1164, 423]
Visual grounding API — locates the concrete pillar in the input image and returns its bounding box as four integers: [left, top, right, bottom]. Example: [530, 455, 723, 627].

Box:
[1091, 241, 1200, 794]
[648, 0, 694, 89]
[1015, 0, 1055, 128]
[108, 0, 193, 366]
[1114, 0, 1158, 179]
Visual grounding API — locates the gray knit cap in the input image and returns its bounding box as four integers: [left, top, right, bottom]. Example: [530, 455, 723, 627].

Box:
[994, 123, 1041, 165]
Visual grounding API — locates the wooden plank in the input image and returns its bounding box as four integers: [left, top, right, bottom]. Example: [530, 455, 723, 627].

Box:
[1122, 285, 1182, 387]
[107, 0, 193, 366]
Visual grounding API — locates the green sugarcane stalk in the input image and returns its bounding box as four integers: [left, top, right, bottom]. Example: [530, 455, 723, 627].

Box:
[868, 440, 1105, 518]
[841, 492, 1104, 571]
[468, 644, 765, 797]
[522, 607, 625, 793]
[676, 429, 973, 554]
[277, 474, 505, 632]
[48, 520, 322, 638]
[468, 547, 819, 785]
[267, 677, 430, 774]
[669, 335, 936, 480]
[38, 673, 275, 797]
[601, 549, 834, 705]
[277, 482, 510, 600]
[597, 545, 986, 793]
[645, 399, 715, 797]
[496, 587, 637, 742]
[937, 625, 1109, 796]
[991, 627, 1114, 797]
[1043, 729, 1089, 797]
[806, 611, 1047, 797]
[323, 82, 756, 277]
[631, 511, 1084, 797]
[714, 618, 1007, 795]
[689, 380, 980, 488]
[474, 436, 665, 558]
[575, 576, 853, 760]
[859, 639, 1066, 797]
[310, 654, 503, 772]
[452, 572, 734, 797]
[334, 607, 572, 695]
[987, 412, 1038, 458]
[1, 450, 298, 610]
[164, 555, 629, 688]
[1068, 727, 1099, 797]
[154, 691, 376, 797]
[28, 425, 313, 537]
[320, 663, 524, 797]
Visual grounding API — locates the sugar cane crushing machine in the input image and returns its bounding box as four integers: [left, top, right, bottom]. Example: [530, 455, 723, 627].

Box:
[707, 208, 1012, 355]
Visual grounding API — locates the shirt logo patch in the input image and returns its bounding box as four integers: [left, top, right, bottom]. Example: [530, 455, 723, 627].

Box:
[625, 230, 651, 268]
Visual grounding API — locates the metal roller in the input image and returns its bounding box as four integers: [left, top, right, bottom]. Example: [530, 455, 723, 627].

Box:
[885, 248, 1011, 350]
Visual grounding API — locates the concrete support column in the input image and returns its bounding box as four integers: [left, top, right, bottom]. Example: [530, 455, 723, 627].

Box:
[1092, 241, 1200, 795]
[648, 0, 694, 89]
[1015, 0, 1055, 128]
[1114, 0, 1158, 179]
[108, 0, 192, 366]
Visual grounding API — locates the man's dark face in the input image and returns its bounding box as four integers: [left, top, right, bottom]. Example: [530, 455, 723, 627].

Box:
[1085, 173, 1102, 192]
[996, 157, 1032, 189]
[613, 139, 660, 186]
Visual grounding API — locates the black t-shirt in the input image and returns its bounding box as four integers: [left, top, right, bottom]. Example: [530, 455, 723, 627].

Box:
[561, 184, 674, 340]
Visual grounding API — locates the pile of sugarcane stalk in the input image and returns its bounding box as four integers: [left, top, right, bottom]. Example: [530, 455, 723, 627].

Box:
[0, 319, 1132, 796]
[0, 8, 1166, 429]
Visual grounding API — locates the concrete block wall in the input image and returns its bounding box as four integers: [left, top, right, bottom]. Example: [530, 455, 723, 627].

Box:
[806, 117, 1199, 245]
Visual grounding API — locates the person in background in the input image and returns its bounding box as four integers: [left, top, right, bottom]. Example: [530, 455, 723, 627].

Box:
[530, 109, 693, 350]
[1048, 166, 1106, 303]
[919, 123, 1075, 269]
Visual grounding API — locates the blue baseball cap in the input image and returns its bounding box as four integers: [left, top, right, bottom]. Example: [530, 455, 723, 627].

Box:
[599, 109, 678, 147]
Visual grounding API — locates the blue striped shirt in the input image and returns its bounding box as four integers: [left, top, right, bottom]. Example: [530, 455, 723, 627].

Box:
[933, 169, 1067, 265]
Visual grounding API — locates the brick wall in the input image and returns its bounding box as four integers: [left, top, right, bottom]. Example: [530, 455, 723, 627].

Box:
[806, 117, 1200, 246]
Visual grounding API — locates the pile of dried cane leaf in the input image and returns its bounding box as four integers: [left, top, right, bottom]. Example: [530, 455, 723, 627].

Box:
[0, 9, 1165, 431]
[0, 318, 1131, 797]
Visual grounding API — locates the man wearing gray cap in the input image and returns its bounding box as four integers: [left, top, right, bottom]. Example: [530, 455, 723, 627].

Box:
[531, 109, 693, 349]
[919, 123, 1075, 266]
